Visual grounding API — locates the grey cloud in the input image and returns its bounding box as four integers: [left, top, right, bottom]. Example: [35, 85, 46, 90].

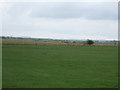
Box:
[29, 2, 117, 20]
[4, 2, 117, 20]
[2, 2, 118, 40]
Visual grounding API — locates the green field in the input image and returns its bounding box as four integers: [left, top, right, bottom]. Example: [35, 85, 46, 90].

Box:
[2, 38, 84, 44]
[2, 44, 118, 88]
[0, 44, 2, 89]
[2, 38, 71, 43]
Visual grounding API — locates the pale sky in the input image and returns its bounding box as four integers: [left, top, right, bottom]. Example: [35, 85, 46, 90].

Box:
[1, 1, 118, 40]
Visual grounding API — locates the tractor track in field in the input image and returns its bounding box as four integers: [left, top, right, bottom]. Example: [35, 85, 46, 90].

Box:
[1, 40, 118, 46]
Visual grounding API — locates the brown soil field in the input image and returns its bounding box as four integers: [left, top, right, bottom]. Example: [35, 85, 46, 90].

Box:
[1, 41, 118, 46]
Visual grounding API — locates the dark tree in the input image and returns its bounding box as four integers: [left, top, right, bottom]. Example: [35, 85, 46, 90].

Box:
[73, 41, 76, 43]
[86, 40, 94, 45]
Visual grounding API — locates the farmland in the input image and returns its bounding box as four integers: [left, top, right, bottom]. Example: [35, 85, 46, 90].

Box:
[1, 36, 118, 45]
[2, 44, 118, 88]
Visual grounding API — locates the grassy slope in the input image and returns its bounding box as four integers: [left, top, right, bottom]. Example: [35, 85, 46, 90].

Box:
[2, 38, 64, 43]
[2, 44, 118, 88]
[2, 38, 85, 44]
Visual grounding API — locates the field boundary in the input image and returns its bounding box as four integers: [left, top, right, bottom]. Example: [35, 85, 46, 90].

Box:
[1, 41, 119, 46]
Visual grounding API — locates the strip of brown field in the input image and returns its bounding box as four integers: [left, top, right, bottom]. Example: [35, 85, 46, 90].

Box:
[1, 40, 118, 46]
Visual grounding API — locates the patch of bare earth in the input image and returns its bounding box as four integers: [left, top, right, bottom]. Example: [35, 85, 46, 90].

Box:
[1, 41, 118, 46]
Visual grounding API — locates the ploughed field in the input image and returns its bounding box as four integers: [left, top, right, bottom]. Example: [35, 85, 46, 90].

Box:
[2, 40, 117, 46]
[2, 44, 118, 88]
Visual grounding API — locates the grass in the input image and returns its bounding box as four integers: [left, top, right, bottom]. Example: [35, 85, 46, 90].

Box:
[2, 44, 118, 88]
[0, 44, 2, 89]
[2, 38, 67, 43]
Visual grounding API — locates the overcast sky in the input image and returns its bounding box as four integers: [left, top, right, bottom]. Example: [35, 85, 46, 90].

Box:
[1, 2, 118, 40]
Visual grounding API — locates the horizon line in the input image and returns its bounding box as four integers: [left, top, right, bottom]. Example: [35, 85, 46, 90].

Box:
[1, 35, 118, 41]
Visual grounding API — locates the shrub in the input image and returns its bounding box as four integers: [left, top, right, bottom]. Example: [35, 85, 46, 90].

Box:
[86, 40, 94, 45]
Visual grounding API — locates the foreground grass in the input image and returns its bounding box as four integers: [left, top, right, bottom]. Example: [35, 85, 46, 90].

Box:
[2, 44, 118, 88]
[0, 65, 1, 89]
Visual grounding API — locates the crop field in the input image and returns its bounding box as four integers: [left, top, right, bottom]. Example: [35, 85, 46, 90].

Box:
[2, 38, 72, 43]
[2, 44, 118, 88]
